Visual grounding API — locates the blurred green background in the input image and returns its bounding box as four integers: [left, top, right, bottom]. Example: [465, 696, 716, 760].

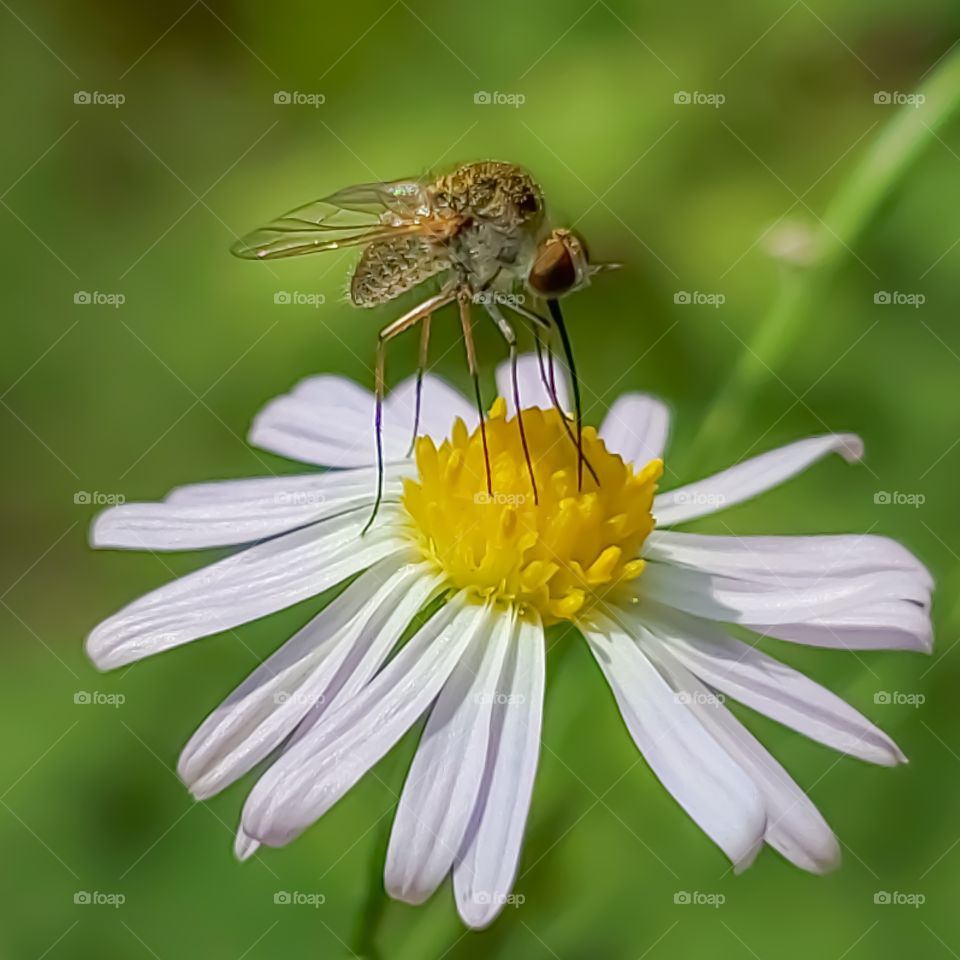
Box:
[2, 0, 959, 957]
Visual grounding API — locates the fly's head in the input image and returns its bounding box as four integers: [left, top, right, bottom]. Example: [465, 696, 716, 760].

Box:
[526, 228, 593, 299]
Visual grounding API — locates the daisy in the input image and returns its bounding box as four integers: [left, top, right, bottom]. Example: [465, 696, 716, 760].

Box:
[87, 356, 933, 929]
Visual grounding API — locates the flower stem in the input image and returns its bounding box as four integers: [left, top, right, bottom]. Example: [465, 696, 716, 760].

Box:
[350, 812, 392, 959]
[688, 50, 960, 465]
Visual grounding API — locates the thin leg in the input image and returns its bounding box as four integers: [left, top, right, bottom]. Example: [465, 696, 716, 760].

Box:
[547, 298, 585, 491]
[363, 288, 455, 535]
[458, 288, 492, 495]
[406, 312, 432, 457]
[485, 302, 538, 504]
[506, 303, 599, 484]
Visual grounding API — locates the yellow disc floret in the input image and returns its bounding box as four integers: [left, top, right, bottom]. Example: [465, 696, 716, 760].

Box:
[402, 398, 662, 624]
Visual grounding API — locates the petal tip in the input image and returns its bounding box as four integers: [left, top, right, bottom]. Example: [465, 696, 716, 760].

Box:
[839, 434, 864, 462]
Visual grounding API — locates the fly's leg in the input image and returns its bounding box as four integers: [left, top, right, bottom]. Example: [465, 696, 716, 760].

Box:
[458, 288, 492, 496]
[546, 298, 585, 490]
[484, 301, 538, 504]
[363, 288, 455, 535]
[503, 301, 599, 485]
[406, 313, 432, 457]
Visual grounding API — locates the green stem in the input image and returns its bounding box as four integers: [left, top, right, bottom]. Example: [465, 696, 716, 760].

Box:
[351, 813, 392, 959]
[689, 50, 960, 464]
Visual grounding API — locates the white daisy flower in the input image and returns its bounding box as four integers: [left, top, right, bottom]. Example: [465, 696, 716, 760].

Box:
[87, 355, 933, 929]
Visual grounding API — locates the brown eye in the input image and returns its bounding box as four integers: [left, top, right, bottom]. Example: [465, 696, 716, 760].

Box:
[528, 242, 576, 296]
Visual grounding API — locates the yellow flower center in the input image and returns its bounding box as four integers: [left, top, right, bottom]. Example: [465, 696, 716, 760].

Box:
[402, 398, 662, 624]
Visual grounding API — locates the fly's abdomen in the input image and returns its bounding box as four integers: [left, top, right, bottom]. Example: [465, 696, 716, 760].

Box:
[350, 236, 450, 307]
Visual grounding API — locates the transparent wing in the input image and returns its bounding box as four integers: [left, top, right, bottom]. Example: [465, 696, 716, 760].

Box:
[231, 178, 435, 261]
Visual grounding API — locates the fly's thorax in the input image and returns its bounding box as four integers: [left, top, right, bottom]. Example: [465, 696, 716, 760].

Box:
[432, 161, 544, 227]
[429, 162, 546, 289]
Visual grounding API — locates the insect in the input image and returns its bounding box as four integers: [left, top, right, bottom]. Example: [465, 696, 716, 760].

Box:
[232, 160, 609, 529]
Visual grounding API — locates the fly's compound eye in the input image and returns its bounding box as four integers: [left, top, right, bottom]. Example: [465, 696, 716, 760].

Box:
[527, 231, 586, 297]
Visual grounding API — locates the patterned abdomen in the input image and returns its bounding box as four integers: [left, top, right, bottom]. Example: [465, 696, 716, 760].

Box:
[350, 236, 450, 307]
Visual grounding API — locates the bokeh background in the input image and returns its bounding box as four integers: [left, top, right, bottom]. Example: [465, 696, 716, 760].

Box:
[2, 0, 959, 957]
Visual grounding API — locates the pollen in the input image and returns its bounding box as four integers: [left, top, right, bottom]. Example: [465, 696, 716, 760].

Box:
[402, 398, 662, 624]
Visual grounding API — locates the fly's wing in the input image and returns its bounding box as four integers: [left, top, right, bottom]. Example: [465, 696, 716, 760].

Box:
[230, 178, 436, 261]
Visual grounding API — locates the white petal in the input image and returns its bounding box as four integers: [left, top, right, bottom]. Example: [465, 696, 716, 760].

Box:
[234, 828, 259, 861]
[250, 375, 409, 468]
[454, 614, 545, 929]
[385, 610, 513, 905]
[496, 353, 569, 415]
[384, 373, 478, 443]
[646, 641, 840, 873]
[645, 532, 932, 592]
[242, 598, 491, 847]
[641, 603, 905, 765]
[581, 615, 765, 871]
[86, 509, 407, 670]
[654, 434, 863, 527]
[178, 559, 438, 799]
[92, 468, 405, 551]
[599, 394, 670, 469]
[750, 600, 933, 652]
[639, 561, 928, 626]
